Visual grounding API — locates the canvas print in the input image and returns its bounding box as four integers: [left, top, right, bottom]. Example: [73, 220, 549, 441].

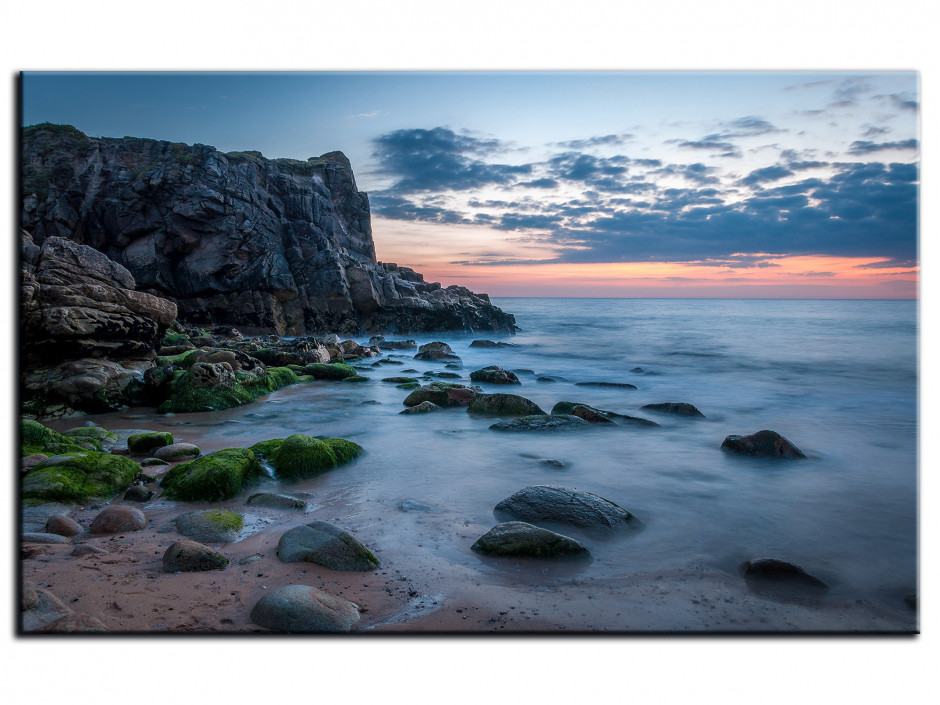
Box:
[18, 71, 918, 634]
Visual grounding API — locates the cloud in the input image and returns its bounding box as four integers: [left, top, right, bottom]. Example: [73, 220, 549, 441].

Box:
[847, 139, 919, 154]
[650, 162, 719, 185]
[553, 133, 633, 149]
[739, 165, 795, 186]
[862, 125, 891, 138]
[828, 78, 872, 107]
[368, 194, 470, 224]
[347, 110, 389, 119]
[720, 116, 785, 137]
[670, 138, 741, 158]
[371, 127, 530, 192]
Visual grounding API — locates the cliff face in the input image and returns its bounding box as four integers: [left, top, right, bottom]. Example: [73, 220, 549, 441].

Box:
[20, 124, 516, 335]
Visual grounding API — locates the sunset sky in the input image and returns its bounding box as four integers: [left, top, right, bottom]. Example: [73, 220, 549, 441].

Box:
[21, 71, 919, 298]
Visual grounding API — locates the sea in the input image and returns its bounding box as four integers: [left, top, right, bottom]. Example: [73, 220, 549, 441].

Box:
[46, 297, 919, 626]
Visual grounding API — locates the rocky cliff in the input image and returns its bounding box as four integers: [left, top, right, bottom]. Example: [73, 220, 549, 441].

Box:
[20, 123, 516, 335]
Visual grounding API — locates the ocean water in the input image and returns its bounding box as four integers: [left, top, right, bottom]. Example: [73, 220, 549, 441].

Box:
[50, 298, 919, 623]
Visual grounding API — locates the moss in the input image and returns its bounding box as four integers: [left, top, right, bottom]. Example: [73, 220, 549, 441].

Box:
[127, 431, 174, 454]
[303, 363, 357, 380]
[155, 349, 200, 368]
[161, 331, 191, 347]
[322, 438, 364, 464]
[160, 448, 263, 502]
[21, 419, 84, 457]
[63, 426, 118, 444]
[296, 374, 315, 383]
[273, 434, 338, 480]
[396, 382, 420, 390]
[249, 438, 285, 463]
[201, 509, 244, 532]
[156, 365, 299, 413]
[382, 377, 419, 384]
[340, 375, 370, 383]
[21, 451, 140, 503]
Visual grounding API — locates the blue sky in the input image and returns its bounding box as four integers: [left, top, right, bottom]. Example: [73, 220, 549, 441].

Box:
[21, 71, 919, 296]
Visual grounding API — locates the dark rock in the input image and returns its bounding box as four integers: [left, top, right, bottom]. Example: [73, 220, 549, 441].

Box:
[369, 336, 417, 350]
[536, 377, 558, 383]
[250, 585, 360, 633]
[550, 401, 659, 427]
[641, 402, 706, 417]
[471, 521, 590, 558]
[123, 485, 154, 502]
[277, 520, 380, 570]
[127, 431, 174, 455]
[45, 515, 83, 536]
[22, 125, 514, 336]
[494, 485, 636, 532]
[162, 539, 229, 572]
[246, 492, 308, 511]
[89, 506, 147, 534]
[414, 341, 462, 361]
[402, 382, 471, 407]
[467, 393, 545, 416]
[721, 430, 806, 458]
[742, 558, 828, 590]
[445, 387, 476, 405]
[173, 509, 244, 543]
[489, 415, 590, 432]
[575, 381, 637, 389]
[469, 365, 520, 384]
[469, 339, 517, 348]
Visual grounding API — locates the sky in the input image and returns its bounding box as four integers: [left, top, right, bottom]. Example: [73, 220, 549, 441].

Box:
[21, 71, 919, 298]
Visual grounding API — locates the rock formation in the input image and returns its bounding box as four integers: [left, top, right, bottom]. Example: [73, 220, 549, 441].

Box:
[21, 122, 516, 335]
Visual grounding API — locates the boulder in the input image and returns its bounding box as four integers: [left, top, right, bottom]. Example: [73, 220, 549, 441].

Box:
[173, 509, 244, 543]
[45, 515, 82, 537]
[153, 442, 201, 462]
[250, 585, 360, 633]
[89, 506, 147, 534]
[721, 430, 806, 458]
[494, 485, 636, 532]
[471, 521, 590, 558]
[489, 415, 590, 432]
[162, 540, 229, 572]
[403, 382, 471, 407]
[277, 520, 380, 570]
[414, 342, 462, 361]
[159, 448, 263, 501]
[468, 393, 545, 416]
[123, 485, 154, 502]
[126, 431, 174, 455]
[640, 402, 706, 417]
[272, 434, 363, 480]
[469, 366, 520, 384]
[22, 451, 140, 503]
[246, 492, 309, 511]
[550, 401, 659, 427]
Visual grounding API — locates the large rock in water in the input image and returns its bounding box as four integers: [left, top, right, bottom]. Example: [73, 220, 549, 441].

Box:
[721, 430, 806, 458]
[250, 585, 360, 633]
[468, 393, 545, 416]
[21, 123, 515, 335]
[494, 485, 636, 532]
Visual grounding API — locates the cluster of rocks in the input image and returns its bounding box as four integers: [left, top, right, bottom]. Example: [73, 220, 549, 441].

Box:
[21, 123, 515, 337]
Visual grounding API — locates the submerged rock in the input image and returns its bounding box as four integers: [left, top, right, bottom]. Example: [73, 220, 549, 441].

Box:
[494, 485, 636, 532]
[489, 415, 590, 432]
[721, 430, 806, 458]
[163, 539, 229, 572]
[403, 382, 470, 407]
[640, 402, 705, 417]
[398, 499, 440, 513]
[400, 401, 441, 414]
[550, 401, 659, 427]
[414, 342, 462, 362]
[277, 520, 380, 570]
[574, 381, 637, 390]
[469, 366, 520, 384]
[742, 558, 828, 591]
[471, 521, 590, 558]
[250, 585, 360, 633]
[123, 485, 154, 502]
[246, 492, 309, 511]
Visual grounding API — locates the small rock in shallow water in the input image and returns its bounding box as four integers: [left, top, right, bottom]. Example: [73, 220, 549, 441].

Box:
[742, 558, 827, 591]
[489, 415, 590, 432]
[123, 485, 154, 502]
[494, 485, 636, 532]
[400, 401, 441, 414]
[246, 492, 308, 511]
[471, 521, 590, 558]
[250, 584, 360, 633]
[721, 430, 805, 458]
[641, 402, 705, 417]
[574, 381, 637, 389]
[153, 442, 201, 462]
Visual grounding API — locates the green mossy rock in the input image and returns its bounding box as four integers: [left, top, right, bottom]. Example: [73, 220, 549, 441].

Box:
[160, 448, 263, 501]
[273, 435, 338, 480]
[21, 419, 84, 457]
[63, 426, 119, 444]
[174, 509, 245, 543]
[471, 521, 590, 558]
[340, 375, 370, 383]
[249, 438, 285, 463]
[396, 382, 420, 390]
[382, 377, 419, 384]
[322, 438, 364, 464]
[303, 363, 357, 380]
[155, 365, 299, 413]
[127, 431, 174, 454]
[22, 451, 140, 503]
[155, 349, 201, 368]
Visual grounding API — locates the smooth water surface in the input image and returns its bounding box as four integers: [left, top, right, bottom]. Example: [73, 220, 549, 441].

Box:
[56, 298, 918, 621]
